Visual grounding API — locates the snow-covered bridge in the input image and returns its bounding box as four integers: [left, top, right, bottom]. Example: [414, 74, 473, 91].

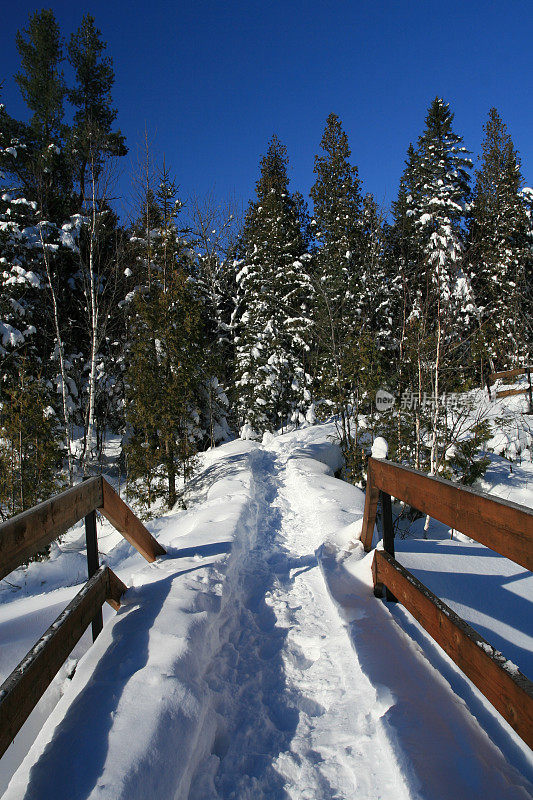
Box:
[1, 424, 532, 799]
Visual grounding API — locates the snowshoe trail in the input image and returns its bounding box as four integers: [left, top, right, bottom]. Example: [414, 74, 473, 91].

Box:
[188, 446, 409, 800]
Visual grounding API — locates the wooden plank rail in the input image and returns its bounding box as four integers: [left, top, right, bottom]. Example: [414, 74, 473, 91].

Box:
[488, 367, 529, 384]
[372, 550, 533, 748]
[0, 565, 127, 758]
[488, 366, 533, 406]
[0, 477, 165, 580]
[495, 387, 529, 399]
[0, 476, 165, 760]
[99, 480, 166, 562]
[0, 477, 103, 582]
[362, 455, 533, 749]
[360, 458, 533, 571]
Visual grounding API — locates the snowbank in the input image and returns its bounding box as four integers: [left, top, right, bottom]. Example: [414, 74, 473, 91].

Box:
[3, 441, 259, 799]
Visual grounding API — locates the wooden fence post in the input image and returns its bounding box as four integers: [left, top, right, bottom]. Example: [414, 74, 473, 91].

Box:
[360, 458, 380, 551]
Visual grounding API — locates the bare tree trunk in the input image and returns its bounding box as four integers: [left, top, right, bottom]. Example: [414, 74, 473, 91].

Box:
[209, 382, 215, 448]
[425, 272, 443, 536]
[415, 345, 422, 471]
[429, 312, 442, 477]
[397, 263, 408, 463]
[166, 436, 176, 508]
[83, 172, 99, 472]
[18, 395, 24, 509]
[39, 226, 74, 483]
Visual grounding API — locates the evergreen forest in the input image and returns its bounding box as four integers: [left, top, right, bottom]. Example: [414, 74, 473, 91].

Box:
[2, 10, 532, 518]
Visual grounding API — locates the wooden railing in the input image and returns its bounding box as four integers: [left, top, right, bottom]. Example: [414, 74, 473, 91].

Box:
[0, 477, 166, 758]
[361, 457, 533, 748]
[488, 365, 532, 406]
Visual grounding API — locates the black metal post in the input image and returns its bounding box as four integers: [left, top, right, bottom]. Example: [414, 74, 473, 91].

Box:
[381, 490, 397, 602]
[85, 508, 103, 640]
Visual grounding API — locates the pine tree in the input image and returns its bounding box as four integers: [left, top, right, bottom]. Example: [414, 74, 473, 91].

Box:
[0, 100, 63, 512]
[520, 186, 533, 347]
[125, 164, 203, 510]
[0, 365, 62, 517]
[234, 135, 312, 436]
[384, 99, 478, 477]
[67, 14, 127, 208]
[15, 10, 65, 144]
[359, 193, 399, 355]
[65, 13, 128, 467]
[0, 102, 41, 369]
[191, 192, 240, 445]
[15, 9, 71, 219]
[410, 99, 474, 474]
[409, 98, 473, 326]
[384, 144, 428, 465]
[387, 144, 420, 326]
[468, 108, 532, 369]
[309, 113, 370, 471]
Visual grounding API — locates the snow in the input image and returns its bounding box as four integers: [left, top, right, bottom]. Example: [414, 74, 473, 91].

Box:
[371, 436, 389, 459]
[0, 423, 532, 798]
[395, 534, 533, 678]
[0, 322, 26, 348]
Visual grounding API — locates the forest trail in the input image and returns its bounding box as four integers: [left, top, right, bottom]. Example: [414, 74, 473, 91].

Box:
[187, 445, 409, 799]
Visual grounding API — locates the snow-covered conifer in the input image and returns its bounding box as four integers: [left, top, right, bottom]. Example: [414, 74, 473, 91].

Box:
[191, 192, 240, 445]
[387, 99, 474, 474]
[468, 108, 532, 369]
[234, 136, 312, 436]
[310, 114, 384, 476]
[0, 100, 63, 512]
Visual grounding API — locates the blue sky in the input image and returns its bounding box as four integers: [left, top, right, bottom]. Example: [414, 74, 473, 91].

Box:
[1, 0, 532, 218]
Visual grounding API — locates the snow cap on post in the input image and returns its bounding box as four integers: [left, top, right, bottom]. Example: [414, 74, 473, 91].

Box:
[371, 437, 388, 460]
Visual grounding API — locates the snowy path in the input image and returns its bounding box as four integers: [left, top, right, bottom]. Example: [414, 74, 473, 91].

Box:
[2, 425, 533, 799]
[188, 447, 408, 799]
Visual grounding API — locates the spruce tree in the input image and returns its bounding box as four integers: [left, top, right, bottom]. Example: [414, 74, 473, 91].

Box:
[234, 135, 312, 436]
[468, 108, 532, 369]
